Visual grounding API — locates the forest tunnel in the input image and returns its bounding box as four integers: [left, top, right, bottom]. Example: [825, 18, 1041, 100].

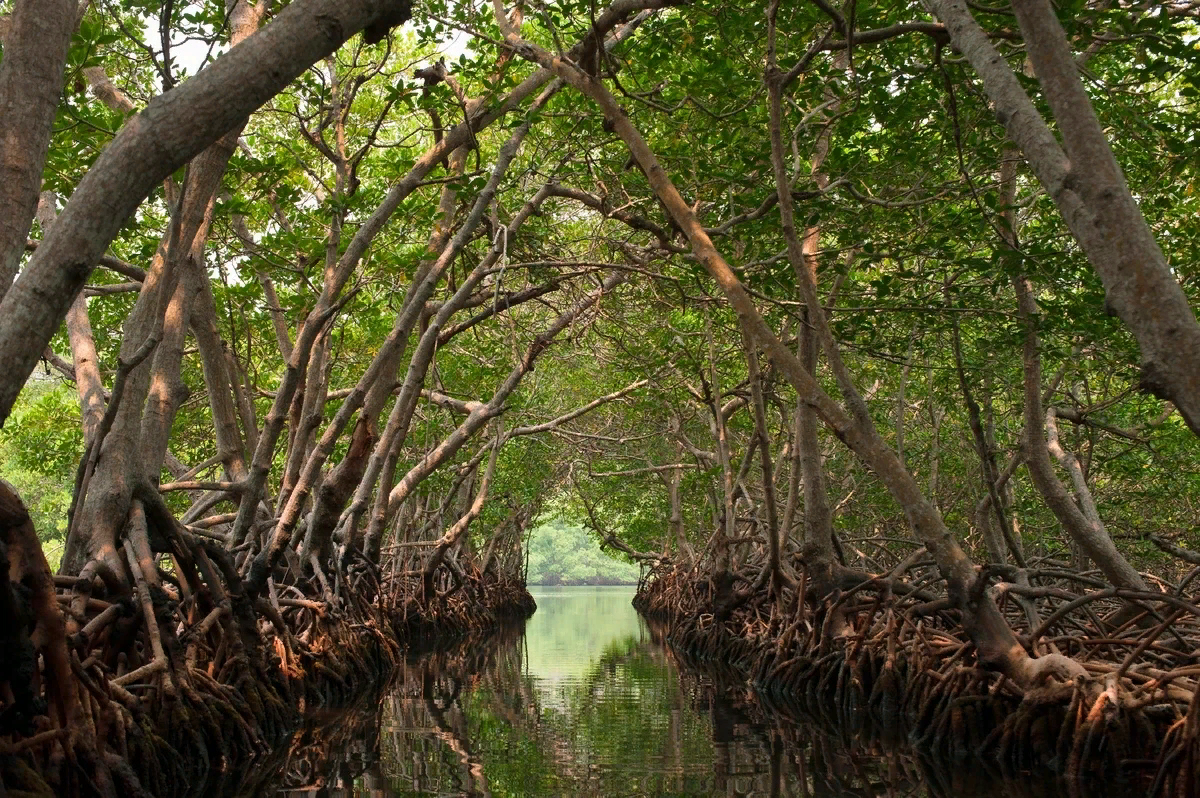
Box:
[1, 0, 1200, 795]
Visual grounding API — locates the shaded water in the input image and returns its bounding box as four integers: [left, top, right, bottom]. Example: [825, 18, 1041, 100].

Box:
[243, 586, 1143, 797]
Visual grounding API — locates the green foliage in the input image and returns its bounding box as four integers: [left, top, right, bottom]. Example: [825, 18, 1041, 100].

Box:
[0, 378, 80, 568]
[7, 0, 1200, 586]
[526, 520, 641, 586]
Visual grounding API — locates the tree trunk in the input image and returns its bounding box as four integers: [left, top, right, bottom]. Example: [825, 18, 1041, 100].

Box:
[766, 12, 841, 592]
[35, 193, 105, 446]
[742, 324, 785, 595]
[303, 137, 470, 562]
[928, 0, 1200, 436]
[1015, 276, 1147, 591]
[0, 0, 414, 424]
[0, 0, 77, 304]
[496, 7, 1075, 683]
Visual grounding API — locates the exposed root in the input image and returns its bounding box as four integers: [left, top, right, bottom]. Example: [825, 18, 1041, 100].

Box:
[0, 478, 535, 797]
[637, 559, 1200, 797]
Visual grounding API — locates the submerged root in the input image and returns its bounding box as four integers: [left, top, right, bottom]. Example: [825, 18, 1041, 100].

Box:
[1, 484, 535, 798]
[637, 560, 1200, 796]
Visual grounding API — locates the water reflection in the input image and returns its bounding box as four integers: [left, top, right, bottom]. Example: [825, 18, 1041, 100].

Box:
[243, 587, 1141, 797]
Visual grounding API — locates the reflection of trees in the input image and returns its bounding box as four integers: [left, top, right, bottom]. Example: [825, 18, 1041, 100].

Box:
[519, 634, 714, 794]
[374, 628, 773, 795]
[227, 624, 525, 797]
[220, 689, 390, 798]
[372, 625, 531, 796]
[363, 627, 718, 795]
[238, 618, 1124, 797]
[654, 621, 1109, 798]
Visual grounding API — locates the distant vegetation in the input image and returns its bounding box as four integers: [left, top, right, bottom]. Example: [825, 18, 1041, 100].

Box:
[526, 520, 641, 586]
[0, 378, 79, 571]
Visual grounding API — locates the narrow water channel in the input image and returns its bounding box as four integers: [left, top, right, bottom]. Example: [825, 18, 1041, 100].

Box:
[243, 586, 1142, 797]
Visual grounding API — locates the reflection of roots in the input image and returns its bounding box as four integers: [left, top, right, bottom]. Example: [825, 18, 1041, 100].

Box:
[636, 563, 1200, 797]
[0, 477, 535, 798]
[242, 613, 528, 795]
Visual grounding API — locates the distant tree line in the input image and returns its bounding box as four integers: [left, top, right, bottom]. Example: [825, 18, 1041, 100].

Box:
[527, 520, 640, 586]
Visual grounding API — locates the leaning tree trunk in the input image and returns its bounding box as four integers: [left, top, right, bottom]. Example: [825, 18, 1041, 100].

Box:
[62, 0, 269, 578]
[493, 0, 1087, 686]
[0, 0, 415, 424]
[1014, 275, 1148, 592]
[926, 0, 1200, 436]
[0, 0, 77, 305]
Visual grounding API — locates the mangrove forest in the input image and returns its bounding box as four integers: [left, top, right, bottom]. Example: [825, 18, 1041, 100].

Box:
[1, 0, 1200, 795]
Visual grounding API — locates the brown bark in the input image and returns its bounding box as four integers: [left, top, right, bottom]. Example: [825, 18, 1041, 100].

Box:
[277, 325, 324, 509]
[423, 428, 501, 598]
[0, 0, 77, 305]
[303, 120, 472, 562]
[82, 66, 136, 114]
[340, 177, 559, 561]
[1045, 409, 1108, 543]
[138, 269, 197, 484]
[36, 193, 105, 446]
[66, 296, 106, 447]
[179, 2, 271, 488]
[742, 323, 785, 594]
[65, 1, 270, 574]
[0, 480, 81, 740]
[766, 8, 840, 590]
[928, 0, 1200, 436]
[190, 281, 250, 483]
[62, 217, 177, 576]
[1014, 276, 1148, 591]
[492, 2, 1080, 683]
[0, 0, 414, 425]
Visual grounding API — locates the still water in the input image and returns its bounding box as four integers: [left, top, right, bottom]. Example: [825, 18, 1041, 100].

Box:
[246, 586, 1132, 797]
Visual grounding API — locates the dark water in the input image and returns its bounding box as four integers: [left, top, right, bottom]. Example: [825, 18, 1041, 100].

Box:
[243, 586, 1142, 798]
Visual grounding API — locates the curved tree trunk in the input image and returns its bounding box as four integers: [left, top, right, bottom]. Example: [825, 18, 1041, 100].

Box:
[491, 0, 1075, 685]
[1014, 276, 1148, 592]
[0, 0, 414, 424]
[927, 0, 1200, 436]
[0, 0, 78, 304]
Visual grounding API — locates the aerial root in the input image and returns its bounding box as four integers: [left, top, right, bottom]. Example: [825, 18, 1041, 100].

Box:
[638, 561, 1200, 796]
[1152, 684, 1200, 798]
[5, 517, 533, 798]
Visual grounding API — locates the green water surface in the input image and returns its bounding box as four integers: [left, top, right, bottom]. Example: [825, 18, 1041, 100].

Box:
[254, 587, 1138, 798]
